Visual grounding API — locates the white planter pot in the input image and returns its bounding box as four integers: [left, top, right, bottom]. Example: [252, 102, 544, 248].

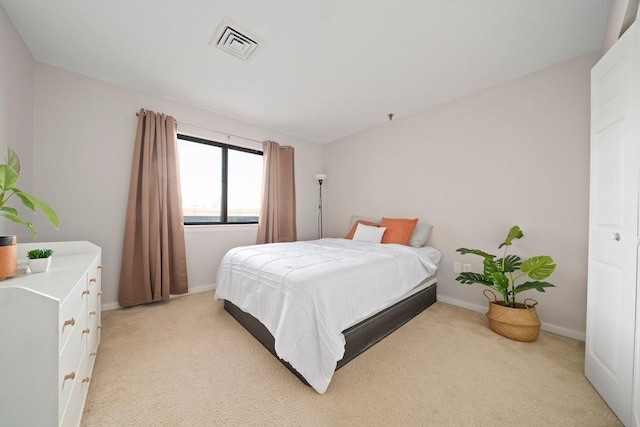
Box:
[28, 257, 52, 273]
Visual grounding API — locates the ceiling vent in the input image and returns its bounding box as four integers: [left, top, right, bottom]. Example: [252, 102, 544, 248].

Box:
[210, 19, 262, 61]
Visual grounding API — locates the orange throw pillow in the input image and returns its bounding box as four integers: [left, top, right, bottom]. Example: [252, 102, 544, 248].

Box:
[380, 217, 418, 245]
[344, 220, 379, 239]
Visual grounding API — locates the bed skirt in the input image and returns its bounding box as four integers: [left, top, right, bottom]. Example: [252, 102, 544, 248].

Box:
[223, 281, 437, 386]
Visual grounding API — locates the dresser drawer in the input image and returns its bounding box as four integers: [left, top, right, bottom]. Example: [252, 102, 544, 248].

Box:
[87, 306, 99, 348]
[87, 269, 100, 327]
[60, 350, 88, 427]
[59, 276, 88, 352]
[58, 302, 87, 421]
[87, 308, 100, 374]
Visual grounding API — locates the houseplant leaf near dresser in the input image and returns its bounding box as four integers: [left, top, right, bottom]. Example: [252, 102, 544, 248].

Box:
[0, 146, 59, 279]
[455, 225, 557, 342]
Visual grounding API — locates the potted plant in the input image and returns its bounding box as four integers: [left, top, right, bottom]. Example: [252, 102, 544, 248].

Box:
[27, 248, 54, 273]
[455, 225, 556, 342]
[0, 146, 59, 279]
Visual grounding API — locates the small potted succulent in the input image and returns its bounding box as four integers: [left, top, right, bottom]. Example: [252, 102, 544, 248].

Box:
[26, 248, 54, 273]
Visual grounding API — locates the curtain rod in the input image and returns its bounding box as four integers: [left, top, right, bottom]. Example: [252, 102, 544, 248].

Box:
[135, 111, 263, 144]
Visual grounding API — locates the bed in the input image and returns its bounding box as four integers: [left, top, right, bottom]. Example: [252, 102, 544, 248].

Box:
[215, 236, 441, 394]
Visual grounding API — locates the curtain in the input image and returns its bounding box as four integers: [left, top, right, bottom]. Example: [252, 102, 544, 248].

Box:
[257, 141, 296, 243]
[118, 108, 189, 306]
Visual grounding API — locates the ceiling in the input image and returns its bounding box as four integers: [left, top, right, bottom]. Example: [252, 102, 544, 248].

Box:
[1, 0, 611, 144]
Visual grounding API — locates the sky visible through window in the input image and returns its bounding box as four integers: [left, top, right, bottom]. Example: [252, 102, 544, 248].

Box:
[227, 149, 263, 218]
[178, 139, 262, 222]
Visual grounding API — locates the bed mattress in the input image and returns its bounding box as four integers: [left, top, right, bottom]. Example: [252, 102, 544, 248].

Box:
[215, 238, 441, 394]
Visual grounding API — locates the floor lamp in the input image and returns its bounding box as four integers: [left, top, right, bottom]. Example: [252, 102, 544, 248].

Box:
[314, 173, 327, 238]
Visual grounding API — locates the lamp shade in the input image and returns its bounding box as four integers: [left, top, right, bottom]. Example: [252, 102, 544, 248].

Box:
[314, 173, 327, 181]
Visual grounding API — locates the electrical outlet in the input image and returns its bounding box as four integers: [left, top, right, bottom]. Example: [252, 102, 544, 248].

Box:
[453, 262, 462, 273]
[462, 263, 472, 272]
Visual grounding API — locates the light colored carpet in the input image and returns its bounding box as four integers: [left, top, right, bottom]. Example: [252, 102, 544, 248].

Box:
[82, 291, 621, 426]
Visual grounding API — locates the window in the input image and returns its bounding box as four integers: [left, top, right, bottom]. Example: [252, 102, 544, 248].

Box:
[177, 134, 263, 224]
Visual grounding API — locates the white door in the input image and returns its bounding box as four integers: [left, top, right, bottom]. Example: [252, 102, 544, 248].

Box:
[635, 287, 640, 427]
[586, 22, 639, 427]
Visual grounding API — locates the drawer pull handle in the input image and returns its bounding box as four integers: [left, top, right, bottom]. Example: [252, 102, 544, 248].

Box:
[89, 278, 97, 283]
[63, 317, 76, 327]
[97, 325, 102, 330]
[97, 265, 103, 270]
[82, 377, 90, 384]
[82, 328, 90, 335]
[82, 289, 90, 296]
[63, 372, 76, 381]
[97, 292, 103, 296]
[90, 351, 97, 357]
[89, 310, 97, 316]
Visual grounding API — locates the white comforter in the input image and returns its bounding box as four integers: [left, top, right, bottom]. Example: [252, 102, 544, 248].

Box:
[214, 238, 441, 394]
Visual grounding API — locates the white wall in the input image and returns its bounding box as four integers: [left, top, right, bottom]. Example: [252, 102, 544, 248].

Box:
[0, 6, 34, 238]
[31, 63, 322, 308]
[322, 52, 599, 338]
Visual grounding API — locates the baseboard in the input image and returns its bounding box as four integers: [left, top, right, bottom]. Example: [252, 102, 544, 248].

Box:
[101, 283, 217, 312]
[437, 295, 586, 342]
[540, 323, 586, 342]
[180, 283, 216, 296]
[437, 296, 487, 314]
[101, 301, 121, 312]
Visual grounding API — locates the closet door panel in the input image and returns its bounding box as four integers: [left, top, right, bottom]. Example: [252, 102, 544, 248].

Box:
[586, 22, 639, 427]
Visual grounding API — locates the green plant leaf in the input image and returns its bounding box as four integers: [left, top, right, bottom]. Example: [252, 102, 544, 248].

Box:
[456, 248, 495, 259]
[491, 272, 509, 292]
[455, 272, 493, 286]
[14, 191, 34, 211]
[6, 146, 20, 176]
[14, 191, 59, 229]
[0, 147, 58, 237]
[495, 255, 522, 273]
[513, 281, 556, 294]
[498, 225, 523, 249]
[483, 257, 500, 277]
[0, 206, 18, 216]
[0, 211, 36, 236]
[0, 164, 19, 191]
[521, 256, 556, 280]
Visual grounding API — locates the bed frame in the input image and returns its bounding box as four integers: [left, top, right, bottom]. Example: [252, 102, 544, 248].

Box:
[223, 281, 437, 386]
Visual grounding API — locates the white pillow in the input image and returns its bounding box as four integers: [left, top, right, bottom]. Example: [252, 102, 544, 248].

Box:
[409, 223, 433, 247]
[352, 223, 386, 243]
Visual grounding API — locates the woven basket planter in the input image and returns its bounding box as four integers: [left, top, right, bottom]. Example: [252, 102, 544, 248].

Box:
[484, 290, 541, 342]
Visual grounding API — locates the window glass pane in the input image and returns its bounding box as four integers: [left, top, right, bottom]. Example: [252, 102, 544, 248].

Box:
[227, 149, 263, 223]
[178, 140, 222, 223]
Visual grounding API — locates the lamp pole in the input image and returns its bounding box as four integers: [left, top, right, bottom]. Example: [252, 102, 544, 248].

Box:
[318, 178, 323, 238]
[313, 174, 327, 238]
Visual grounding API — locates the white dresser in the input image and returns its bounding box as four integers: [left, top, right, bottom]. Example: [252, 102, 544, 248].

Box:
[0, 241, 102, 427]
